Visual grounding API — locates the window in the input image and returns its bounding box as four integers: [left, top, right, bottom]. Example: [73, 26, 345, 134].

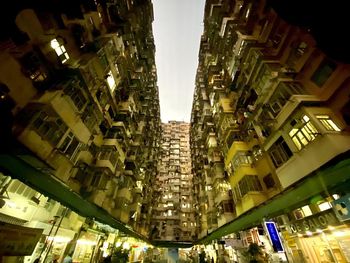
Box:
[222, 201, 234, 213]
[311, 59, 337, 87]
[268, 137, 293, 167]
[238, 175, 262, 197]
[318, 202, 332, 211]
[81, 105, 99, 131]
[231, 152, 253, 171]
[59, 132, 80, 161]
[51, 39, 69, 63]
[32, 111, 68, 146]
[98, 148, 118, 167]
[106, 70, 116, 92]
[263, 173, 275, 189]
[64, 81, 87, 111]
[316, 115, 341, 131]
[289, 115, 319, 150]
[20, 52, 48, 82]
[97, 50, 108, 70]
[267, 82, 306, 117]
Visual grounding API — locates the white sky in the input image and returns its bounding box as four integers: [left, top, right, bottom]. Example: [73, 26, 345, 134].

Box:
[153, 0, 205, 123]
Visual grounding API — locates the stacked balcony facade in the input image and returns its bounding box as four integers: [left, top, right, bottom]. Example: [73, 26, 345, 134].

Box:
[152, 121, 196, 242]
[191, 0, 350, 237]
[0, 0, 161, 237]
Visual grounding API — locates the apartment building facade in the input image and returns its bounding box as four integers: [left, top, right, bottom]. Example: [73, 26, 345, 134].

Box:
[191, 0, 350, 246]
[0, 0, 161, 241]
[152, 121, 196, 242]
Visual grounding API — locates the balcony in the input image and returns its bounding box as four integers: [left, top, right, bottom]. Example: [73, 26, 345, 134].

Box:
[95, 148, 119, 174]
[103, 138, 126, 163]
[116, 187, 133, 203]
[275, 132, 350, 189]
[211, 163, 225, 182]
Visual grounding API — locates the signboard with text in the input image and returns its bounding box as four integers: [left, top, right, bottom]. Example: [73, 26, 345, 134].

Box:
[286, 209, 340, 234]
[0, 222, 43, 256]
[264, 221, 284, 253]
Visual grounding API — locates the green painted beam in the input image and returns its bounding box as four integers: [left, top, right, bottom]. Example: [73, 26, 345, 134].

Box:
[151, 240, 192, 248]
[0, 154, 149, 243]
[196, 156, 350, 245]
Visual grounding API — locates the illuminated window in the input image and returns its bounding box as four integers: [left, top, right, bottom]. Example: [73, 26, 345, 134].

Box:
[316, 115, 341, 131]
[289, 115, 319, 150]
[318, 202, 332, 211]
[50, 39, 69, 63]
[106, 70, 116, 92]
[301, 205, 312, 217]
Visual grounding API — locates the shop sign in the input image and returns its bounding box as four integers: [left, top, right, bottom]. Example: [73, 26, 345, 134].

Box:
[332, 193, 350, 222]
[287, 209, 339, 234]
[264, 221, 284, 252]
[0, 222, 43, 256]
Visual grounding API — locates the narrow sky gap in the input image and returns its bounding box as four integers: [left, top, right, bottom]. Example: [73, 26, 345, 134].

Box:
[153, 0, 205, 122]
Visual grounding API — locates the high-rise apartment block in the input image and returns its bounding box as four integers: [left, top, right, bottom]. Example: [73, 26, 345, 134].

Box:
[0, 0, 350, 255]
[0, 0, 161, 239]
[152, 121, 196, 242]
[191, 0, 350, 242]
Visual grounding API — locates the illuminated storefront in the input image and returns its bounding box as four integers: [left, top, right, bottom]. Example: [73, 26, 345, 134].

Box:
[283, 209, 350, 263]
[73, 231, 100, 263]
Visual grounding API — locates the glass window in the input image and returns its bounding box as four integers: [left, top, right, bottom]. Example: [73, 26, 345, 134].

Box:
[32, 111, 68, 146]
[50, 39, 69, 63]
[268, 136, 293, 167]
[289, 115, 319, 150]
[318, 202, 332, 211]
[267, 82, 306, 117]
[59, 132, 80, 161]
[238, 175, 262, 197]
[311, 58, 337, 87]
[64, 81, 87, 111]
[316, 115, 341, 131]
[106, 70, 116, 92]
[301, 205, 313, 216]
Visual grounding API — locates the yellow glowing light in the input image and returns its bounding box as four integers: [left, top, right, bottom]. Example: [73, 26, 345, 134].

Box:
[316, 229, 323, 233]
[306, 231, 312, 236]
[333, 231, 346, 237]
[115, 241, 122, 247]
[50, 39, 60, 49]
[328, 226, 335, 231]
[123, 242, 130, 250]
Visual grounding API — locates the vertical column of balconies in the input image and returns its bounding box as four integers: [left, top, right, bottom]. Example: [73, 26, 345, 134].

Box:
[1, 0, 160, 237]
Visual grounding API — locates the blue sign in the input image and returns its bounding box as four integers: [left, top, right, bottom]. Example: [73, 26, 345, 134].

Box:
[264, 221, 284, 252]
[332, 193, 350, 222]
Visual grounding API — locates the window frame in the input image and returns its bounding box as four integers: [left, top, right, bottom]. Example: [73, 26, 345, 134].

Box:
[316, 115, 341, 131]
[289, 115, 319, 150]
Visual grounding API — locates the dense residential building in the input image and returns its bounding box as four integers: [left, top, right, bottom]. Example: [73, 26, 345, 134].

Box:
[152, 121, 196, 242]
[0, 0, 350, 261]
[190, 0, 350, 255]
[0, 0, 161, 242]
